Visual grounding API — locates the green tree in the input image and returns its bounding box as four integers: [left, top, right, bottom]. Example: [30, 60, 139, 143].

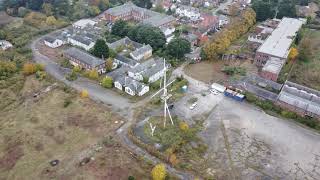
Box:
[26, 0, 44, 10]
[277, 0, 296, 19]
[91, 39, 109, 58]
[166, 38, 191, 59]
[133, 0, 152, 9]
[101, 76, 113, 88]
[111, 20, 130, 37]
[252, 0, 274, 21]
[128, 25, 166, 50]
[53, 0, 71, 16]
[42, 3, 53, 16]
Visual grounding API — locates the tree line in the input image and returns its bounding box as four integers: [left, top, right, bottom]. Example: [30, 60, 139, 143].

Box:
[1, 0, 109, 20]
[252, 0, 311, 22]
[107, 20, 191, 59]
[202, 8, 256, 61]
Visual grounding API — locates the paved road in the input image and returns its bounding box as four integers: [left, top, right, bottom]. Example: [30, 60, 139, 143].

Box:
[31, 35, 195, 179]
[31, 37, 131, 114]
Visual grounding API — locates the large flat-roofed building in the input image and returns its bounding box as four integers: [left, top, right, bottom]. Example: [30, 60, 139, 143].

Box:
[277, 81, 320, 119]
[255, 18, 306, 66]
[102, 2, 175, 28]
[260, 57, 285, 81]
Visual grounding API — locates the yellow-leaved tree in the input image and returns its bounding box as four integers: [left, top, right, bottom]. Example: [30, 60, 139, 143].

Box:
[80, 90, 89, 98]
[288, 47, 299, 61]
[151, 163, 166, 180]
[179, 122, 189, 132]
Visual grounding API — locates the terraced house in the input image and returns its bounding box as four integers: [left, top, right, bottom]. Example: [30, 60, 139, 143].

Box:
[63, 47, 106, 74]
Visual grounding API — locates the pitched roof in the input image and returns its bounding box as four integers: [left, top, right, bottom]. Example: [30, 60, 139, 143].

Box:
[115, 75, 147, 93]
[278, 81, 320, 116]
[69, 35, 94, 46]
[115, 54, 139, 67]
[130, 44, 152, 58]
[64, 47, 105, 67]
[44, 36, 57, 43]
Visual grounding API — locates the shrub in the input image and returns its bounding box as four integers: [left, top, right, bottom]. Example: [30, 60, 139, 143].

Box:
[35, 71, 46, 80]
[66, 71, 77, 81]
[179, 122, 189, 132]
[60, 59, 72, 68]
[101, 76, 113, 88]
[80, 90, 89, 98]
[0, 61, 17, 79]
[85, 69, 99, 80]
[128, 176, 135, 180]
[151, 164, 166, 180]
[23, 63, 37, 75]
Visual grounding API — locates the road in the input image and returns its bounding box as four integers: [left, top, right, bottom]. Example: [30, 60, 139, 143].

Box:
[31, 35, 196, 179]
[31, 37, 131, 114]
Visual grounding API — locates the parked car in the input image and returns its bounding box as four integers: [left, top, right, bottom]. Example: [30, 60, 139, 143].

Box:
[210, 89, 219, 95]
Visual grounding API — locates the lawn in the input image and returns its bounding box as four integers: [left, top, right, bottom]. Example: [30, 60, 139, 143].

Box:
[289, 29, 320, 90]
[0, 76, 151, 180]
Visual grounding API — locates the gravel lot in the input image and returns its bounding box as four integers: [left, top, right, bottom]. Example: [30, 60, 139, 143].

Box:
[199, 97, 320, 179]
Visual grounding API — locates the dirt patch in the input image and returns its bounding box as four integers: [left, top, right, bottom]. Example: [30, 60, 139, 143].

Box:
[0, 12, 15, 25]
[185, 61, 227, 83]
[0, 138, 24, 171]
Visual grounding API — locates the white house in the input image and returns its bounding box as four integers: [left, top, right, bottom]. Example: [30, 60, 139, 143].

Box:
[128, 58, 166, 83]
[0, 40, 13, 50]
[68, 35, 95, 51]
[44, 36, 64, 48]
[114, 76, 150, 96]
[175, 5, 201, 21]
[130, 44, 153, 61]
[73, 19, 97, 29]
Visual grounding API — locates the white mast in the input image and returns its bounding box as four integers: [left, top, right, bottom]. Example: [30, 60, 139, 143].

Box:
[161, 58, 173, 127]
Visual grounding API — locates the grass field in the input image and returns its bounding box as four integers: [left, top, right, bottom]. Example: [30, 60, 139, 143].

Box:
[0, 76, 151, 180]
[289, 29, 320, 90]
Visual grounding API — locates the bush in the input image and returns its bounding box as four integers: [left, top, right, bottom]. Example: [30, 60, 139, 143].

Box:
[80, 90, 89, 98]
[101, 76, 113, 88]
[23, 63, 37, 75]
[221, 66, 246, 76]
[0, 61, 17, 79]
[84, 69, 99, 80]
[66, 71, 77, 81]
[35, 71, 46, 80]
[60, 59, 72, 68]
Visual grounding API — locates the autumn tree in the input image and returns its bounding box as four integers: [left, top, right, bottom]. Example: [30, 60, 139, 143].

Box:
[80, 89, 89, 98]
[288, 48, 298, 61]
[169, 153, 178, 166]
[46, 16, 57, 26]
[203, 8, 256, 61]
[87, 69, 99, 80]
[179, 122, 189, 132]
[151, 164, 166, 180]
[105, 58, 114, 72]
[23, 63, 37, 75]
